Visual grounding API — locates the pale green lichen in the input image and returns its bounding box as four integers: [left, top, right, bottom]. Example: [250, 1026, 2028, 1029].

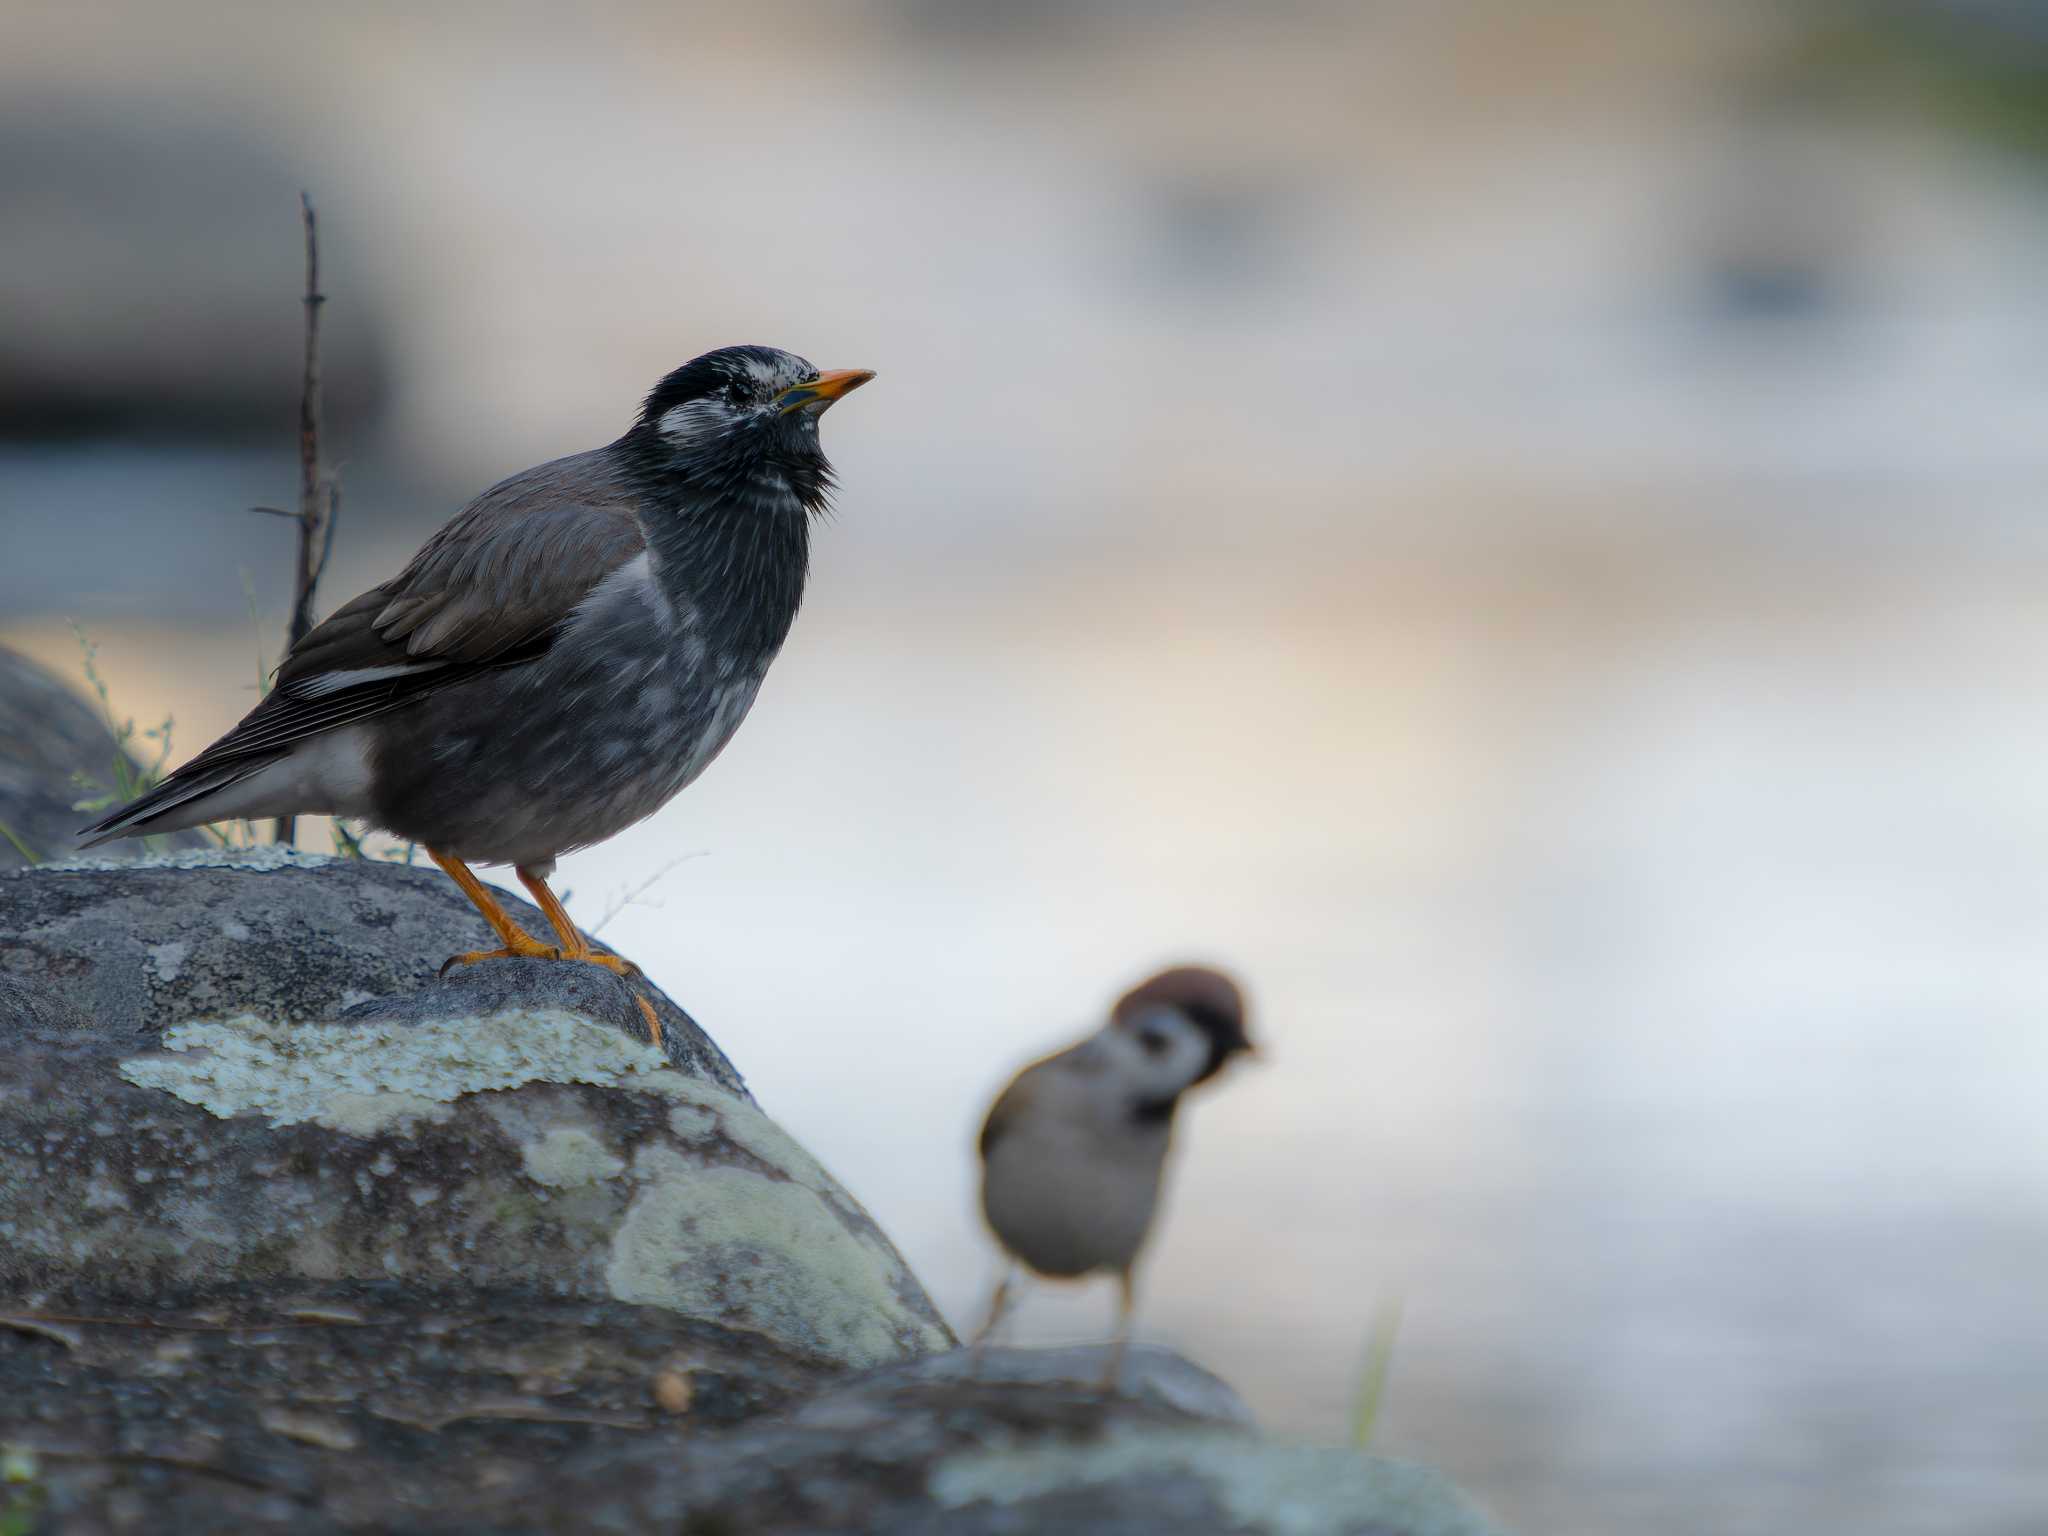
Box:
[319, 1091, 453, 1138]
[657, 1077, 833, 1183]
[38, 845, 336, 874]
[606, 1145, 947, 1367]
[929, 1429, 1505, 1536]
[520, 1126, 625, 1188]
[666, 1102, 718, 1139]
[115, 1005, 947, 1367]
[118, 1008, 670, 1135]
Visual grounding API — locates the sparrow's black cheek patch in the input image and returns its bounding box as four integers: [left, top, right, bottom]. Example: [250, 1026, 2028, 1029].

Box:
[1128, 1093, 1179, 1126]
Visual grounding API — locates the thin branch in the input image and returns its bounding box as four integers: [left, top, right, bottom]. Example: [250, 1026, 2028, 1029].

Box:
[277, 191, 329, 847]
[289, 190, 325, 649]
[314, 477, 340, 591]
[588, 851, 706, 935]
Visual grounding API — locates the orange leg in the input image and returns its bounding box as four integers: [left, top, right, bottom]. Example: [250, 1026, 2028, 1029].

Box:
[429, 847, 556, 964]
[428, 849, 641, 986]
[515, 867, 639, 980]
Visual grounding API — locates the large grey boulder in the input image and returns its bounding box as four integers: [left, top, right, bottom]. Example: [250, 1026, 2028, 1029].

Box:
[0, 850, 950, 1371]
[0, 852, 1505, 1534]
[0, 645, 209, 869]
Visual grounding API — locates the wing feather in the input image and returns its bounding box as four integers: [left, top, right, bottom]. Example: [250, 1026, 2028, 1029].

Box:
[79, 449, 646, 842]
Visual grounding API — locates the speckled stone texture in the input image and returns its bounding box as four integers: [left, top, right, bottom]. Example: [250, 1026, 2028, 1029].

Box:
[0, 852, 952, 1372]
[0, 1321, 1506, 1536]
[2, 845, 734, 1079]
[0, 854, 1506, 1534]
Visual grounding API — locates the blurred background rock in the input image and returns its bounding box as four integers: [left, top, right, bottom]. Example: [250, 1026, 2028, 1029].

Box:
[4, 2, 2047, 1532]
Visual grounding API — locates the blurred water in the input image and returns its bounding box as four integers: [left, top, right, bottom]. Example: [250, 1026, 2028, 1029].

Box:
[7, 3, 2048, 1532]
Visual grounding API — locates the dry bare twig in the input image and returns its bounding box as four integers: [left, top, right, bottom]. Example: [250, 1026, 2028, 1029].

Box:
[588, 851, 708, 935]
[275, 190, 338, 846]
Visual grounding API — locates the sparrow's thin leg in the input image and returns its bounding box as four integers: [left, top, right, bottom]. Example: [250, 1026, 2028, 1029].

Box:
[968, 1267, 1016, 1376]
[516, 866, 641, 981]
[1099, 1268, 1136, 1393]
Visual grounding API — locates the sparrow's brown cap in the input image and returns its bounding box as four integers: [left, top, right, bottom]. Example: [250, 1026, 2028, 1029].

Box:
[1114, 964, 1253, 1081]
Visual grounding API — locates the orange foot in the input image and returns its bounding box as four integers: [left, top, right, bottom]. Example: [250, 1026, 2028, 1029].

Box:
[428, 847, 644, 981]
[438, 932, 643, 979]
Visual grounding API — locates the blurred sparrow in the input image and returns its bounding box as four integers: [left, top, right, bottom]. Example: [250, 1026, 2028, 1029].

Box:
[82, 346, 873, 1014]
[973, 964, 1255, 1389]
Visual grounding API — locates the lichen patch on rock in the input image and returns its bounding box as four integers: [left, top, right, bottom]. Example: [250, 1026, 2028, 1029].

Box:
[40, 844, 337, 874]
[119, 1007, 672, 1135]
[605, 1142, 950, 1367]
[146, 939, 190, 982]
[520, 1126, 626, 1188]
[929, 1427, 1507, 1536]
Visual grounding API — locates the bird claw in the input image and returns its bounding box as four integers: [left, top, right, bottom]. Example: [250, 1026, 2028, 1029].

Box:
[440, 942, 560, 976]
[438, 942, 641, 979]
[579, 950, 643, 981]
[635, 994, 664, 1052]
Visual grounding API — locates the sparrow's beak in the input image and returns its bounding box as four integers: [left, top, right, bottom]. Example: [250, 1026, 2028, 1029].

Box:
[777, 368, 876, 414]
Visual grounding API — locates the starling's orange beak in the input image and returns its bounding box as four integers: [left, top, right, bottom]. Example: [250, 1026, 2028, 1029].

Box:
[776, 368, 876, 414]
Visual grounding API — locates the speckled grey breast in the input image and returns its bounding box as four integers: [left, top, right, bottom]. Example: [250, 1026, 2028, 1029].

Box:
[368, 555, 767, 867]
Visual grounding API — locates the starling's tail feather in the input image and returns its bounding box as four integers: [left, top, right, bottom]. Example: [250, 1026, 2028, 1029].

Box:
[76, 757, 279, 849]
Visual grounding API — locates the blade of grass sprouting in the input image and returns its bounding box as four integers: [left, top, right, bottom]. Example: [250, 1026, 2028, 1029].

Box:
[239, 566, 273, 695]
[68, 620, 142, 800]
[1349, 1294, 1403, 1451]
[0, 821, 39, 865]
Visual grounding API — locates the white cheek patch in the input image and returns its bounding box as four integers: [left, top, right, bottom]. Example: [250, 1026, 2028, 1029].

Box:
[657, 398, 736, 447]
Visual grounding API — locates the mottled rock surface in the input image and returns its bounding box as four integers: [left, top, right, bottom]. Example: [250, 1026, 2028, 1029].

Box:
[0, 1320, 1503, 1536]
[0, 853, 1505, 1534]
[2, 845, 733, 1080]
[0, 852, 951, 1374]
[0, 1288, 839, 1535]
[0, 645, 209, 869]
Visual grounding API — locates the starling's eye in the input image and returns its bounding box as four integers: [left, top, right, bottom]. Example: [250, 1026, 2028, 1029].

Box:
[723, 383, 749, 408]
[1137, 1027, 1171, 1058]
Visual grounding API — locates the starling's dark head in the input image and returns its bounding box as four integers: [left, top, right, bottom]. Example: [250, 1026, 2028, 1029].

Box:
[630, 345, 874, 510]
[1111, 964, 1255, 1093]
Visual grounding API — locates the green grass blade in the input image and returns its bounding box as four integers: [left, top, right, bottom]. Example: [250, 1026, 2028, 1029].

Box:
[1349, 1294, 1403, 1452]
